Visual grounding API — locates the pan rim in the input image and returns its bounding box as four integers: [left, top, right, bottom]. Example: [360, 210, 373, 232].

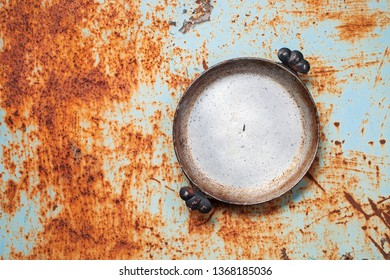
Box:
[172, 57, 319, 205]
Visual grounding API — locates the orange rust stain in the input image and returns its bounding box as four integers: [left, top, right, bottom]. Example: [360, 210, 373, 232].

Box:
[326, 149, 385, 188]
[202, 59, 209, 71]
[295, 0, 389, 42]
[166, 73, 192, 92]
[188, 208, 216, 234]
[316, 103, 334, 139]
[267, 14, 280, 35]
[335, 11, 388, 42]
[301, 56, 346, 96]
[2, 146, 17, 175]
[295, 146, 389, 245]
[195, 41, 209, 70]
[212, 198, 311, 259]
[166, 45, 205, 91]
[1, 180, 19, 215]
[216, 207, 273, 259]
[280, 248, 290, 260]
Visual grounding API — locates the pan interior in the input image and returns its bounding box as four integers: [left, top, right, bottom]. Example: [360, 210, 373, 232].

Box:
[174, 59, 318, 204]
[188, 73, 303, 188]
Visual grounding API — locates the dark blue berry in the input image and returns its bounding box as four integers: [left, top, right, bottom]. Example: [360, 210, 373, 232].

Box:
[288, 50, 304, 65]
[179, 186, 196, 200]
[293, 59, 310, 74]
[198, 198, 212, 213]
[277, 47, 291, 64]
[185, 194, 202, 210]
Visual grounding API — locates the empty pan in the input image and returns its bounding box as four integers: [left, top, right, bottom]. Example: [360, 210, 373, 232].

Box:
[173, 48, 319, 213]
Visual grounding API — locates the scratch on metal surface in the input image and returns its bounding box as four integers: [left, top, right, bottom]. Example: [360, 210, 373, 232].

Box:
[374, 47, 389, 88]
[305, 172, 326, 193]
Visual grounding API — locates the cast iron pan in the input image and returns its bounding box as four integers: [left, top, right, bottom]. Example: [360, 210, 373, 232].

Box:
[173, 48, 319, 213]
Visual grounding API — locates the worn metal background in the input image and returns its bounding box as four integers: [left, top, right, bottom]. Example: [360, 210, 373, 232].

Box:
[0, 0, 389, 260]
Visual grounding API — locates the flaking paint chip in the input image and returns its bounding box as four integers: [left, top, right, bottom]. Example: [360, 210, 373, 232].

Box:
[179, 0, 213, 33]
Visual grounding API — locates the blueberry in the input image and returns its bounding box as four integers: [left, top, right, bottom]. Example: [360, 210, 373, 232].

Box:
[288, 50, 304, 65]
[179, 186, 196, 200]
[277, 48, 291, 64]
[198, 198, 212, 213]
[180, 186, 212, 213]
[293, 59, 310, 74]
[185, 194, 202, 210]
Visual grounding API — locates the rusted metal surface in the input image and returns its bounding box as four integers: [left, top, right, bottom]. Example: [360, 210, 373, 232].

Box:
[0, 0, 389, 259]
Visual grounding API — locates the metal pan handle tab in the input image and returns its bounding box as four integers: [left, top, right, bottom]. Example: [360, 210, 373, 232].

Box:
[179, 186, 212, 213]
[277, 47, 310, 74]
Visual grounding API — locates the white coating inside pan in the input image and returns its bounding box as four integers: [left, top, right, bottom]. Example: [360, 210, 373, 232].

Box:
[187, 73, 304, 190]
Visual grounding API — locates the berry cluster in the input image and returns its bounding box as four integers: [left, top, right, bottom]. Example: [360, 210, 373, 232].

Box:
[277, 48, 310, 74]
[179, 186, 212, 213]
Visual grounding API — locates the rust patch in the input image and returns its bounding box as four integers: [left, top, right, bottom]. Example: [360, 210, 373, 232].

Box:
[1, 180, 19, 215]
[0, 0, 188, 259]
[166, 72, 192, 92]
[1, 0, 389, 261]
[335, 11, 388, 42]
[303, 52, 382, 97]
[195, 41, 210, 70]
[302, 56, 344, 96]
[188, 207, 216, 233]
[280, 248, 290, 260]
[344, 192, 390, 230]
[334, 140, 342, 146]
[2, 146, 16, 175]
[212, 146, 388, 258]
[379, 139, 386, 145]
[295, 0, 390, 42]
[214, 199, 296, 259]
[202, 59, 209, 70]
[341, 252, 353, 260]
[316, 103, 334, 128]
